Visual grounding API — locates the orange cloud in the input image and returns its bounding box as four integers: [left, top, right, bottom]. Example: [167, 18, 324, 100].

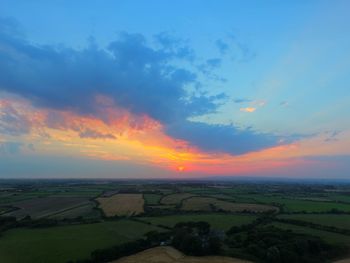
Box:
[2, 97, 349, 177]
[240, 107, 256, 113]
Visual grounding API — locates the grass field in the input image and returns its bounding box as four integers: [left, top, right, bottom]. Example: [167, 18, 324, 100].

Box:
[270, 222, 350, 244]
[181, 197, 277, 213]
[160, 193, 195, 205]
[97, 194, 144, 217]
[0, 220, 162, 263]
[138, 214, 257, 231]
[278, 214, 350, 230]
[144, 194, 162, 205]
[5, 196, 90, 219]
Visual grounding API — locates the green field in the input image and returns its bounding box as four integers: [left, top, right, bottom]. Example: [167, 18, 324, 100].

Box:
[0, 220, 162, 263]
[270, 222, 350, 244]
[139, 213, 257, 231]
[278, 214, 350, 230]
[143, 194, 162, 205]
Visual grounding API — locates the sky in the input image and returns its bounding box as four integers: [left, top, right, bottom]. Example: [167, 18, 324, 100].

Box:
[0, 0, 350, 179]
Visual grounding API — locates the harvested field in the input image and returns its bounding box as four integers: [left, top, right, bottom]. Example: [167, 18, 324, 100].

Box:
[4, 196, 90, 219]
[113, 246, 251, 263]
[97, 194, 144, 217]
[181, 197, 278, 213]
[160, 193, 195, 205]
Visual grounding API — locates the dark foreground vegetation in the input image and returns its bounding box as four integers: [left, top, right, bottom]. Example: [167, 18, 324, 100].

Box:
[1, 179, 350, 262]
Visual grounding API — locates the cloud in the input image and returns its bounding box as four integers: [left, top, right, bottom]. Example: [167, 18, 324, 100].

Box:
[206, 58, 222, 68]
[0, 100, 31, 135]
[233, 98, 251, 103]
[166, 121, 288, 155]
[0, 17, 298, 155]
[280, 101, 289, 107]
[324, 130, 340, 142]
[240, 107, 256, 113]
[0, 141, 34, 155]
[79, 128, 116, 140]
[215, 39, 229, 55]
[216, 34, 256, 63]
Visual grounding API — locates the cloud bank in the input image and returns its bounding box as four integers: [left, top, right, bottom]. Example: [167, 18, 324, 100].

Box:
[0, 17, 294, 155]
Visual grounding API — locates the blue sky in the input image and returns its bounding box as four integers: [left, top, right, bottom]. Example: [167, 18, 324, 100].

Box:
[0, 0, 349, 178]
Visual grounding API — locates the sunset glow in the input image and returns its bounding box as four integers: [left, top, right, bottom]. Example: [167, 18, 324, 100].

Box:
[0, 1, 350, 179]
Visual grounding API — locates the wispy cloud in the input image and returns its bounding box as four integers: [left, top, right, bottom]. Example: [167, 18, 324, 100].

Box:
[240, 107, 256, 113]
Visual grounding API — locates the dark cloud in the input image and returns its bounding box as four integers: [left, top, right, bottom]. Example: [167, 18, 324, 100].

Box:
[0, 18, 297, 155]
[166, 121, 295, 155]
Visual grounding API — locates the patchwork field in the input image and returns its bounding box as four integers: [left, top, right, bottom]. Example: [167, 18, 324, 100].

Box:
[0, 220, 162, 263]
[4, 196, 90, 219]
[97, 194, 144, 217]
[160, 193, 195, 205]
[113, 246, 252, 263]
[181, 196, 278, 213]
[139, 214, 257, 231]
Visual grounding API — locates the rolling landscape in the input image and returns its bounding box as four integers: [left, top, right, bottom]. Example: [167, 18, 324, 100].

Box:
[1, 179, 350, 262]
[1, 0, 350, 262]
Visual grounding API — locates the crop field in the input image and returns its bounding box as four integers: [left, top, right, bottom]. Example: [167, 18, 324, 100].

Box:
[112, 246, 251, 263]
[0, 220, 162, 263]
[4, 196, 90, 219]
[139, 214, 257, 230]
[144, 194, 162, 205]
[278, 214, 350, 230]
[97, 194, 144, 217]
[160, 193, 195, 205]
[181, 196, 278, 213]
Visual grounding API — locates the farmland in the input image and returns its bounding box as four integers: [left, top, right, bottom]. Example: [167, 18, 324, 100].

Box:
[1, 180, 350, 262]
[181, 196, 278, 213]
[97, 194, 144, 217]
[5, 196, 90, 219]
